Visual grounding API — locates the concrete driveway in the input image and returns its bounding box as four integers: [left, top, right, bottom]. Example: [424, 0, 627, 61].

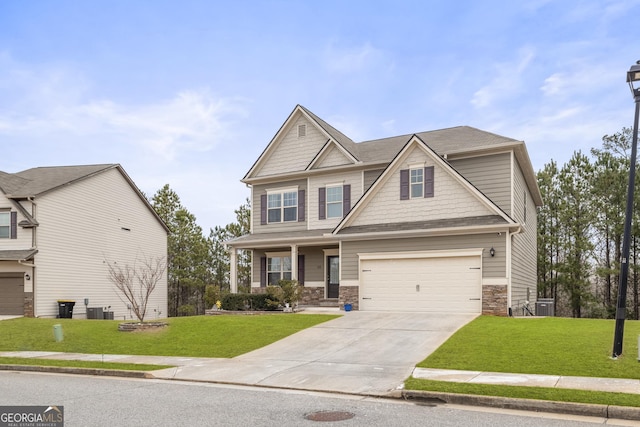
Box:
[153, 311, 476, 396]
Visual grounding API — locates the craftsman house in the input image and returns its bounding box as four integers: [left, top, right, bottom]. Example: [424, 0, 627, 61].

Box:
[227, 105, 541, 315]
[0, 164, 168, 319]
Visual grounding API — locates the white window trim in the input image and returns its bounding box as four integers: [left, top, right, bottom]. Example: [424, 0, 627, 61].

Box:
[265, 252, 292, 285]
[266, 187, 299, 223]
[325, 184, 343, 219]
[409, 167, 424, 199]
[0, 211, 10, 239]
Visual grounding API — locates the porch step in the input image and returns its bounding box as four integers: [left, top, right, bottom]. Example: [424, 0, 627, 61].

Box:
[318, 299, 340, 308]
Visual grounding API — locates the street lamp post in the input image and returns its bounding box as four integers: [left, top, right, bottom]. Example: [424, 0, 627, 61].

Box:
[612, 60, 640, 358]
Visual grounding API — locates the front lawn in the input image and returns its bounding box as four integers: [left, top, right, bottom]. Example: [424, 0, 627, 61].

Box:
[406, 316, 640, 407]
[0, 314, 339, 358]
[416, 316, 640, 379]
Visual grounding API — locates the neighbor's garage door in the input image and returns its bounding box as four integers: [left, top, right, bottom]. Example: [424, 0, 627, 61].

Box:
[360, 255, 481, 313]
[0, 275, 24, 315]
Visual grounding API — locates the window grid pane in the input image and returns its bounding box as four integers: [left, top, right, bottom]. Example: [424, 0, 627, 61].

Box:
[410, 169, 423, 198]
[0, 213, 9, 238]
[267, 194, 281, 208]
[283, 192, 297, 207]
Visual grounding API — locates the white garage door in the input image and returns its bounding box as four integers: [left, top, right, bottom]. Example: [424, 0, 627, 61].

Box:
[360, 254, 482, 313]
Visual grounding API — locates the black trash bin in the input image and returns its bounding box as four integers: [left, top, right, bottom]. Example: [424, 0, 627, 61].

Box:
[57, 300, 76, 318]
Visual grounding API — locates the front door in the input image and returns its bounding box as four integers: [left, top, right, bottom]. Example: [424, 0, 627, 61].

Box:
[327, 256, 339, 299]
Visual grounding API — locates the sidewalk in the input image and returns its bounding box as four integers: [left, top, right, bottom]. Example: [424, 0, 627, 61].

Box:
[412, 367, 640, 394]
[2, 351, 640, 421]
[2, 350, 639, 395]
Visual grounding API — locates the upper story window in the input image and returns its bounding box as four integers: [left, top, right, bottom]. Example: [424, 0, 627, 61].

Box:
[318, 184, 351, 220]
[326, 186, 343, 218]
[267, 190, 297, 223]
[410, 168, 423, 198]
[400, 166, 434, 200]
[0, 212, 10, 238]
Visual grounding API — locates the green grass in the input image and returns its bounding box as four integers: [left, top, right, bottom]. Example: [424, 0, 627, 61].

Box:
[405, 378, 640, 408]
[406, 316, 640, 406]
[0, 357, 170, 371]
[417, 316, 640, 379]
[0, 314, 339, 358]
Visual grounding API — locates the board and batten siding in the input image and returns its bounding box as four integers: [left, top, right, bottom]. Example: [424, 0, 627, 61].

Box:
[34, 168, 168, 319]
[449, 152, 512, 215]
[510, 158, 537, 307]
[350, 147, 494, 228]
[256, 117, 328, 177]
[341, 233, 506, 281]
[252, 178, 308, 233]
[308, 170, 363, 230]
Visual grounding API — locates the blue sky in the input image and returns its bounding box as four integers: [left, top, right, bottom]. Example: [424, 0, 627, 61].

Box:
[1, 0, 639, 230]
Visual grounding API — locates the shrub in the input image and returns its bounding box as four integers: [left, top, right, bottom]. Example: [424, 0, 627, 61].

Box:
[278, 280, 300, 305]
[265, 285, 284, 310]
[205, 285, 228, 309]
[177, 304, 196, 317]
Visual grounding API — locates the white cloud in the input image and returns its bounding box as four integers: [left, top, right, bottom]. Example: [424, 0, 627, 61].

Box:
[322, 41, 388, 74]
[471, 47, 536, 108]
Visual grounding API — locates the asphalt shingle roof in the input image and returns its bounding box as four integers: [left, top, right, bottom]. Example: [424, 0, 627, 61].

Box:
[0, 164, 116, 197]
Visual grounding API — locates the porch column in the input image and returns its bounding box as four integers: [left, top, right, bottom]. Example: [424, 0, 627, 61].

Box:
[229, 247, 238, 293]
[290, 244, 298, 281]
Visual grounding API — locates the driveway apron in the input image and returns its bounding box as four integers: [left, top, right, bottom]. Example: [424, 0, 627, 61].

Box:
[152, 311, 476, 395]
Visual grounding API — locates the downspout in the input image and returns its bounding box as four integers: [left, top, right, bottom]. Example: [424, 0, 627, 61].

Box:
[507, 226, 522, 312]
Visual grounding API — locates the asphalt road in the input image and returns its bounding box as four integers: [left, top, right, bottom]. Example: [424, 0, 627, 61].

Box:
[0, 371, 636, 427]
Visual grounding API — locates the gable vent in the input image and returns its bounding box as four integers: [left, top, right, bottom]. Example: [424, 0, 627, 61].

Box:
[298, 124, 306, 138]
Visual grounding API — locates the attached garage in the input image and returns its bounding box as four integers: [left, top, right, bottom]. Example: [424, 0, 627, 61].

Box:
[359, 250, 482, 313]
[0, 274, 24, 315]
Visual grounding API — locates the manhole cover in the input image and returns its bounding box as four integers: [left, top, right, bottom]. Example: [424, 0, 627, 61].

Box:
[304, 411, 355, 422]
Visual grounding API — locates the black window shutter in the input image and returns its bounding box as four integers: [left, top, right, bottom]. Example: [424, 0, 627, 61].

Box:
[298, 189, 305, 222]
[260, 195, 267, 225]
[318, 187, 326, 220]
[400, 169, 409, 200]
[260, 256, 267, 287]
[297, 254, 305, 285]
[342, 184, 351, 216]
[10, 211, 17, 239]
[424, 166, 434, 198]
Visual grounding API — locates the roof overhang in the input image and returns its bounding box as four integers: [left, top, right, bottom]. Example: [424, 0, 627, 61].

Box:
[0, 249, 38, 261]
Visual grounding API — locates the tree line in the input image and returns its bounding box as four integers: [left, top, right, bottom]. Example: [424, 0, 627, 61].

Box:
[537, 127, 640, 318]
[150, 184, 251, 317]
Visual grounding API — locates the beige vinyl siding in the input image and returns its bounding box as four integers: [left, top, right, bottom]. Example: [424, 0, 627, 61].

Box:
[350, 146, 494, 228]
[0, 195, 33, 249]
[363, 169, 385, 192]
[34, 168, 167, 319]
[251, 247, 330, 285]
[511, 159, 537, 308]
[312, 145, 353, 169]
[252, 179, 308, 233]
[341, 233, 506, 281]
[449, 152, 512, 215]
[308, 171, 363, 230]
[256, 117, 328, 177]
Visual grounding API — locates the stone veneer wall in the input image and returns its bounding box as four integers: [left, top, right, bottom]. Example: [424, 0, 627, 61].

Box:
[339, 286, 359, 310]
[300, 287, 323, 306]
[482, 285, 508, 316]
[24, 293, 34, 317]
[251, 287, 267, 294]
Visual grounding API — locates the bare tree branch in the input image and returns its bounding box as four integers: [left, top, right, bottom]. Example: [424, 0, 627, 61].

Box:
[105, 256, 166, 322]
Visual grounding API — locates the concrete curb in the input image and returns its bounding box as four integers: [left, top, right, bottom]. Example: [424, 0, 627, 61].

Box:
[4, 364, 640, 422]
[402, 390, 640, 421]
[0, 364, 152, 379]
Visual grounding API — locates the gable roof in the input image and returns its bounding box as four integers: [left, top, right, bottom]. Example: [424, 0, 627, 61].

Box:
[333, 134, 517, 234]
[243, 106, 542, 206]
[0, 164, 169, 233]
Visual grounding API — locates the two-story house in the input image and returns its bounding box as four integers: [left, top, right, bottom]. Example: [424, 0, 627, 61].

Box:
[0, 164, 168, 319]
[227, 105, 542, 316]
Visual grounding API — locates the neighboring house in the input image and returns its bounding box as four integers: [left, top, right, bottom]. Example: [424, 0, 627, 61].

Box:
[0, 164, 168, 319]
[227, 105, 542, 316]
